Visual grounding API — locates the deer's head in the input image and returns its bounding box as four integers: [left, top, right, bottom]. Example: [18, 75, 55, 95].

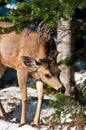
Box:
[21, 56, 65, 94]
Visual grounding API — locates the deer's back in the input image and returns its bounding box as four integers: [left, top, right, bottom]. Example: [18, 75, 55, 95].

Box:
[0, 28, 46, 70]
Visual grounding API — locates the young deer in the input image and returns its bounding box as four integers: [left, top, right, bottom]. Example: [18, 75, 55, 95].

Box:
[0, 22, 65, 126]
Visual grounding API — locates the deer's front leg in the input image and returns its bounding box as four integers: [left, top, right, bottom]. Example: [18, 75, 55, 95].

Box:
[32, 81, 44, 126]
[17, 69, 28, 125]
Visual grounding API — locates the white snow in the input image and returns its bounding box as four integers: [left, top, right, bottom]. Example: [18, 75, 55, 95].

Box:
[74, 71, 86, 86]
[0, 86, 55, 130]
[6, 4, 17, 9]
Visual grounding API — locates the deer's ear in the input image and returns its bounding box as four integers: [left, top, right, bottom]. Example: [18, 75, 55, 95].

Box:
[38, 59, 49, 67]
[21, 56, 41, 67]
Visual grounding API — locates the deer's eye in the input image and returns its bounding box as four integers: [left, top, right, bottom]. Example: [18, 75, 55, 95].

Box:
[45, 74, 51, 79]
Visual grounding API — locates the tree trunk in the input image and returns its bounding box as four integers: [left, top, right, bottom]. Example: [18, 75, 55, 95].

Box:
[57, 18, 74, 96]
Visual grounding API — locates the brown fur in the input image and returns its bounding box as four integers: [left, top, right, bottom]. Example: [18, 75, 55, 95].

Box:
[0, 22, 13, 28]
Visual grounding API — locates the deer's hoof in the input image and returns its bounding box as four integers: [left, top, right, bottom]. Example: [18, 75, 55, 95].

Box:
[19, 123, 26, 127]
[31, 122, 41, 128]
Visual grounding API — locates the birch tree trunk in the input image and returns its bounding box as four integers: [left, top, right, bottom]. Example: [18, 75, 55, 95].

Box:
[57, 18, 74, 96]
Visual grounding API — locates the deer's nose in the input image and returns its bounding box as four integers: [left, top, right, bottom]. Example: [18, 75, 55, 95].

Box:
[58, 86, 65, 94]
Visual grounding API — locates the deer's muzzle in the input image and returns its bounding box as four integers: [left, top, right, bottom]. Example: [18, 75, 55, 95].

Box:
[58, 86, 65, 94]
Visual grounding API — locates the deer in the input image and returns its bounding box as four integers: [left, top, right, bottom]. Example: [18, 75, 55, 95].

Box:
[0, 21, 65, 126]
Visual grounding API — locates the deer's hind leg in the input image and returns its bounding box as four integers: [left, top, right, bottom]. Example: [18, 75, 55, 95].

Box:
[0, 102, 8, 120]
[0, 63, 8, 120]
[0, 63, 6, 79]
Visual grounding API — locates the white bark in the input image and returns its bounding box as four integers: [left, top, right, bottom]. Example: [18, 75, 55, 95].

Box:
[57, 18, 74, 95]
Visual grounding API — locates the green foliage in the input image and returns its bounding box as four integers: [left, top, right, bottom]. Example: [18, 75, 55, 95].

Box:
[8, 2, 32, 24]
[28, 0, 60, 25]
[43, 74, 86, 124]
[0, 0, 10, 3]
[44, 83, 56, 94]
[0, 27, 14, 34]
[0, 0, 86, 33]
[28, 0, 86, 25]
[44, 93, 86, 124]
[60, 55, 75, 66]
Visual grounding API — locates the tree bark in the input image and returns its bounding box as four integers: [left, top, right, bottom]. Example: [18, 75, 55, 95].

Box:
[57, 18, 74, 96]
